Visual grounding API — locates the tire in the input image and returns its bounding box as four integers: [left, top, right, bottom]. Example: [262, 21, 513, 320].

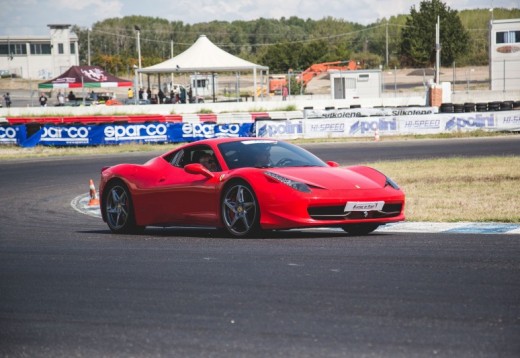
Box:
[342, 223, 380, 236]
[221, 181, 260, 238]
[103, 181, 143, 234]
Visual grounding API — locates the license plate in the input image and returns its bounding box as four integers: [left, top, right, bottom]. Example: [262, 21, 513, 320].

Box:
[344, 201, 384, 212]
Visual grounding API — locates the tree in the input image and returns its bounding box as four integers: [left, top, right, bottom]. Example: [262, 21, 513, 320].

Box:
[399, 0, 469, 68]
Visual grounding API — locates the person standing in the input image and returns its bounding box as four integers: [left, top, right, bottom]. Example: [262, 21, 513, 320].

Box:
[3, 92, 11, 108]
[57, 91, 65, 106]
[282, 85, 288, 101]
[127, 87, 134, 100]
[158, 88, 165, 104]
[39, 93, 48, 107]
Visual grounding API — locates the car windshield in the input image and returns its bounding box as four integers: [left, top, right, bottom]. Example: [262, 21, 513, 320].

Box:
[218, 140, 327, 169]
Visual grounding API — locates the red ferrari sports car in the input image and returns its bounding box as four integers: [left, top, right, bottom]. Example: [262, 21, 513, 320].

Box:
[99, 138, 405, 237]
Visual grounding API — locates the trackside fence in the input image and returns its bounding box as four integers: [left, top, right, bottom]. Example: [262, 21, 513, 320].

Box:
[1, 107, 519, 147]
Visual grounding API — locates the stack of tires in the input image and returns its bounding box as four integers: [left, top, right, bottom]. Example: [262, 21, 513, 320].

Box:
[440, 103, 454, 113]
[488, 102, 501, 111]
[476, 103, 488, 112]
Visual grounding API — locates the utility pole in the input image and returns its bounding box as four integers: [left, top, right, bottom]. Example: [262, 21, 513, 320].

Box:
[134, 25, 142, 88]
[385, 21, 389, 68]
[435, 16, 441, 85]
[87, 28, 91, 66]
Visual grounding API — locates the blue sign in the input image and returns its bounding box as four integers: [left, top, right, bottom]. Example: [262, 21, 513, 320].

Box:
[1, 122, 254, 147]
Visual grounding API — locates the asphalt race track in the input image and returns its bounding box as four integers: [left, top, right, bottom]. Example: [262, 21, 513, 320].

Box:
[1, 136, 519, 357]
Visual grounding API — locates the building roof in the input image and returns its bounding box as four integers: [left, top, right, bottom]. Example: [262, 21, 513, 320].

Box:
[38, 66, 132, 89]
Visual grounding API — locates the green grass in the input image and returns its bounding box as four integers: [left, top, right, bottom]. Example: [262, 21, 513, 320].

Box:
[369, 156, 520, 223]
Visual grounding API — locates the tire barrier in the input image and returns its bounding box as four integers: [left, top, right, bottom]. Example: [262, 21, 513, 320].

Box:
[476, 103, 488, 112]
[463, 103, 475, 112]
[440, 103, 454, 113]
[440, 100, 519, 113]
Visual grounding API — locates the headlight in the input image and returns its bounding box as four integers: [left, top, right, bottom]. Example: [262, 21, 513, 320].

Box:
[265, 171, 311, 193]
[385, 176, 400, 190]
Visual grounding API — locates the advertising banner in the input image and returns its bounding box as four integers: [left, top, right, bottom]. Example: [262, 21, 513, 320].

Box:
[491, 112, 520, 131]
[443, 113, 496, 132]
[255, 119, 303, 139]
[303, 118, 348, 138]
[304, 106, 439, 119]
[0, 125, 26, 145]
[3, 122, 253, 147]
[1, 110, 518, 147]
[173, 122, 252, 141]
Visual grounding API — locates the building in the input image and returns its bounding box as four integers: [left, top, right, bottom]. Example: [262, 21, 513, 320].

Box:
[0, 24, 79, 80]
[190, 73, 218, 98]
[489, 18, 520, 91]
[329, 70, 382, 99]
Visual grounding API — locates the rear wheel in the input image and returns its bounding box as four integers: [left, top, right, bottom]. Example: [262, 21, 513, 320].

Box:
[221, 182, 260, 238]
[342, 223, 379, 236]
[104, 181, 143, 234]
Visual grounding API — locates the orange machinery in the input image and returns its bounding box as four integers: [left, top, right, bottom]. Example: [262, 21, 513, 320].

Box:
[298, 60, 358, 85]
[268, 60, 359, 93]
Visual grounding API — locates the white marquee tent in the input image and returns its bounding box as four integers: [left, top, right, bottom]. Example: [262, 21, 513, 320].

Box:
[138, 35, 269, 101]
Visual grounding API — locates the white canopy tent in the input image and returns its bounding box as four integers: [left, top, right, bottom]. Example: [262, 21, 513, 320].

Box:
[138, 35, 269, 102]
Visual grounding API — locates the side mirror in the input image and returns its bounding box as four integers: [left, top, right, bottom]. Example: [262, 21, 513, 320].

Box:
[326, 161, 340, 167]
[184, 163, 215, 178]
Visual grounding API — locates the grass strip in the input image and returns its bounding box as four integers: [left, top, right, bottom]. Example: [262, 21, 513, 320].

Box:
[370, 156, 520, 223]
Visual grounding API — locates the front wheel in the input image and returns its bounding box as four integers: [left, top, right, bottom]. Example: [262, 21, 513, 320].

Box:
[221, 182, 260, 238]
[342, 223, 379, 236]
[103, 181, 143, 234]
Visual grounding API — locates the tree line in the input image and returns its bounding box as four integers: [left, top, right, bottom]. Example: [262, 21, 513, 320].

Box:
[71, 0, 520, 77]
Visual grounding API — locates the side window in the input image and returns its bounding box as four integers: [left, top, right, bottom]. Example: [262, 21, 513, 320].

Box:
[189, 145, 221, 172]
[168, 149, 187, 168]
[166, 146, 220, 171]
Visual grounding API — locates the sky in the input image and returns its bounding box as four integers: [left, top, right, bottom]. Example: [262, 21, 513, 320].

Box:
[0, 0, 518, 36]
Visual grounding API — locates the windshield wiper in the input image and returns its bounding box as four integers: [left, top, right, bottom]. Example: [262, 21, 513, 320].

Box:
[254, 165, 273, 168]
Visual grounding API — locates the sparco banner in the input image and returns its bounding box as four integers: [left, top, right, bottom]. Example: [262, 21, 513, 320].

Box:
[4, 122, 253, 147]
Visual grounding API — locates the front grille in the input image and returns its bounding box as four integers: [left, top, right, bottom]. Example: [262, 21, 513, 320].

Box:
[308, 203, 402, 220]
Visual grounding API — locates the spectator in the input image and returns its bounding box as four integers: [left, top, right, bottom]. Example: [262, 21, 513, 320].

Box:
[188, 87, 193, 103]
[57, 91, 65, 106]
[138, 88, 144, 100]
[68, 91, 76, 101]
[282, 85, 288, 101]
[39, 93, 48, 107]
[3, 92, 11, 108]
[180, 87, 186, 104]
[158, 89, 165, 104]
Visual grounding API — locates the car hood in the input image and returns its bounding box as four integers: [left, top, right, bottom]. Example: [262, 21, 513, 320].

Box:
[270, 166, 385, 190]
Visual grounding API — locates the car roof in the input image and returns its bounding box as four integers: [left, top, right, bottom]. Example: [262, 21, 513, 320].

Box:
[161, 137, 272, 157]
